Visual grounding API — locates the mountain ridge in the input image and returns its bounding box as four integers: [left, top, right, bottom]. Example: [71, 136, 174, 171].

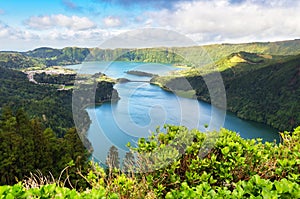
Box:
[1, 38, 299, 68]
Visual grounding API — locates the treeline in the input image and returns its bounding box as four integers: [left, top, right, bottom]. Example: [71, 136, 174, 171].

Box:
[34, 72, 76, 85]
[24, 47, 186, 66]
[126, 70, 157, 77]
[0, 108, 89, 186]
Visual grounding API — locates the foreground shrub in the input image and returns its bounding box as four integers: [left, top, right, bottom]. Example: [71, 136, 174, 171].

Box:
[0, 126, 299, 198]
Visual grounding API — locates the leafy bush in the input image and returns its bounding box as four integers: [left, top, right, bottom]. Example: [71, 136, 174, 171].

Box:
[0, 125, 299, 198]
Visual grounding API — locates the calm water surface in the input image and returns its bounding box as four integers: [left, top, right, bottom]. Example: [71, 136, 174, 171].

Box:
[66, 62, 279, 163]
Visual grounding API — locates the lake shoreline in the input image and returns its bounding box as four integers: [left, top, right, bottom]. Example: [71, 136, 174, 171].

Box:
[150, 79, 280, 135]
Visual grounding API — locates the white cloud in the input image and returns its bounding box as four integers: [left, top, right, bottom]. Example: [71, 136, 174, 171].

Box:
[0, 20, 105, 51]
[146, 0, 300, 44]
[0, 22, 39, 40]
[25, 14, 96, 31]
[103, 16, 122, 27]
[2, 0, 300, 51]
[0, 9, 4, 15]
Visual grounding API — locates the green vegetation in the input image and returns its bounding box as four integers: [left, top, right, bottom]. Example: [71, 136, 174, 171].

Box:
[172, 39, 300, 66]
[0, 125, 299, 198]
[0, 52, 44, 69]
[0, 68, 119, 187]
[23, 47, 90, 66]
[126, 70, 157, 77]
[0, 108, 90, 186]
[0, 67, 119, 136]
[0, 38, 299, 197]
[33, 72, 76, 85]
[152, 52, 300, 131]
[0, 67, 75, 135]
[115, 48, 185, 64]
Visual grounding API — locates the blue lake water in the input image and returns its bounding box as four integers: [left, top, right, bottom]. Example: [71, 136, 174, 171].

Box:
[66, 61, 280, 164]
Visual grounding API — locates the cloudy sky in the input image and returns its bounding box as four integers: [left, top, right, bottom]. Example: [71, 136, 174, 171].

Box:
[0, 0, 299, 51]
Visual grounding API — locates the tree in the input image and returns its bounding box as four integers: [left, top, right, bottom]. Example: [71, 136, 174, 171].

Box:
[106, 145, 120, 170]
[122, 151, 135, 173]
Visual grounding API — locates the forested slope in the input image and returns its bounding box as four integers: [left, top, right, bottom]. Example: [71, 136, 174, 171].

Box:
[0, 52, 43, 69]
[174, 39, 300, 66]
[0, 67, 119, 186]
[152, 53, 300, 131]
[0, 67, 74, 135]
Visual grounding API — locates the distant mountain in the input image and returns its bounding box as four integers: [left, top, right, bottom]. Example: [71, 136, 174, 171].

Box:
[1, 38, 298, 69]
[23, 47, 63, 58]
[22, 47, 90, 66]
[28, 38, 300, 67]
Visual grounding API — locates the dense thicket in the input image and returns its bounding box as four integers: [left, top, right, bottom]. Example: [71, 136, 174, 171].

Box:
[0, 108, 89, 186]
[0, 67, 119, 136]
[0, 125, 299, 198]
[34, 72, 76, 85]
[0, 67, 74, 136]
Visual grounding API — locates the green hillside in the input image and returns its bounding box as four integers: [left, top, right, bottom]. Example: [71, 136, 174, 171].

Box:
[152, 53, 300, 131]
[23, 47, 90, 66]
[0, 67, 118, 136]
[0, 67, 76, 135]
[15, 38, 300, 67]
[22, 47, 185, 66]
[0, 52, 43, 69]
[172, 39, 300, 66]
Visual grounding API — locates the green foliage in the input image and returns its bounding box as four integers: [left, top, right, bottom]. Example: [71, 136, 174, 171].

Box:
[0, 109, 90, 187]
[24, 47, 90, 66]
[0, 52, 44, 69]
[106, 146, 120, 170]
[34, 72, 76, 85]
[0, 67, 118, 136]
[115, 48, 186, 64]
[0, 67, 75, 135]
[1, 38, 300, 198]
[1, 125, 299, 198]
[165, 175, 300, 199]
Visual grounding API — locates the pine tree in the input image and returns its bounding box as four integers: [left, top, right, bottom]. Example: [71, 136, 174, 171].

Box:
[0, 108, 22, 185]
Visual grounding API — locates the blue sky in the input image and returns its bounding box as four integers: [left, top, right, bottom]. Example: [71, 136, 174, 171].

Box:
[0, 0, 299, 51]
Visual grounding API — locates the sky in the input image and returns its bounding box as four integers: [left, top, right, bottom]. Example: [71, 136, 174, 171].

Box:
[0, 0, 299, 51]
